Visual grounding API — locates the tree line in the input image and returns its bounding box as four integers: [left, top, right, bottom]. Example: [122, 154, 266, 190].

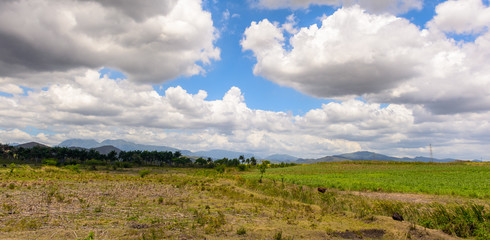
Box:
[0, 143, 296, 169]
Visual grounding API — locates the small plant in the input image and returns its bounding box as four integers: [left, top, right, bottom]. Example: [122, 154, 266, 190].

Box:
[2, 203, 16, 214]
[139, 169, 151, 178]
[65, 164, 81, 173]
[9, 163, 15, 173]
[42, 158, 57, 166]
[237, 164, 247, 171]
[78, 231, 95, 240]
[158, 196, 164, 204]
[94, 206, 103, 213]
[236, 226, 246, 235]
[258, 162, 267, 183]
[215, 165, 225, 174]
[273, 231, 283, 240]
[8, 183, 15, 190]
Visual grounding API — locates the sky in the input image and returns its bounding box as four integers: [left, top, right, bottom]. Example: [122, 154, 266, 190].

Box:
[0, 0, 489, 160]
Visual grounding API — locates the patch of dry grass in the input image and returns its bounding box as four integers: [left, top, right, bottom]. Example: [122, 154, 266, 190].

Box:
[0, 166, 469, 239]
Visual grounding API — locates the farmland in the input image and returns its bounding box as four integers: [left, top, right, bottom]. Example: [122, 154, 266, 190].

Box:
[245, 161, 490, 199]
[0, 162, 488, 239]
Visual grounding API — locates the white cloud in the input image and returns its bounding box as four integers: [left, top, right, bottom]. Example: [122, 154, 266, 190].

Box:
[0, 83, 23, 95]
[0, 0, 220, 85]
[429, 0, 490, 34]
[2, 69, 489, 159]
[252, 0, 422, 14]
[242, 5, 490, 115]
[242, 6, 425, 97]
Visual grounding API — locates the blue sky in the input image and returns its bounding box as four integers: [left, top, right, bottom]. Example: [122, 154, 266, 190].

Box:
[1, 0, 490, 160]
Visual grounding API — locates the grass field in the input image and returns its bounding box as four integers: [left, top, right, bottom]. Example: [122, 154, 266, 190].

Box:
[245, 161, 490, 199]
[0, 163, 488, 239]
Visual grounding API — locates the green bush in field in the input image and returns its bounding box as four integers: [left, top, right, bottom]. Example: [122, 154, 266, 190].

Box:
[42, 158, 57, 166]
[215, 165, 225, 174]
[236, 226, 246, 235]
[139, 169, 151, 178]
[237, 164, 247, 171]
[64, 164, 80, 173]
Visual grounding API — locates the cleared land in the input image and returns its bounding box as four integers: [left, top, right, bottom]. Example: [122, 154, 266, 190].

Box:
[0, 163, 488, 239]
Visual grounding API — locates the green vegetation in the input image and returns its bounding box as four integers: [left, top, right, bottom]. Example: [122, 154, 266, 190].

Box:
[245, 161, 490, 199]
[0, 148, 488, 239]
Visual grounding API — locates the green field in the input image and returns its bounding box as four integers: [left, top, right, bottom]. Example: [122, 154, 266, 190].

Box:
[0, 163, 488, 239]
[245, 161, 490, 199]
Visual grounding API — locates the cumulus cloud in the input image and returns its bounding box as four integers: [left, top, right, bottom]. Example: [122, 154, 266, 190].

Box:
[242, 4, 490, 115]
[428, 0, 490, 34]
[2, 69, 489, 159]
[0, 0, 219, 85]
[0, 83, 23, 95]
[0, 69, 428, 157]
[252, 0, 422, 14]
[242, 6, 425, 97]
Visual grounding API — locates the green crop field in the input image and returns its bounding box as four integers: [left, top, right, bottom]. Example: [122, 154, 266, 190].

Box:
[245, 161, 490, 199]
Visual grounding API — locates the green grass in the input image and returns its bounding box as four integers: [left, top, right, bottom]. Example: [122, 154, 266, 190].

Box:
[1, 163, 488, 239]
[244, 161, 490, 198]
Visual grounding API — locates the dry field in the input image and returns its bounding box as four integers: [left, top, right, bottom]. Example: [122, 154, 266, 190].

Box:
[0, 165, 483, 239]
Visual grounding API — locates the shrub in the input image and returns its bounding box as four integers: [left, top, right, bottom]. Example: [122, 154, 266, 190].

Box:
[237, 226, 246, 235]
[215, 165, 225, 174]
[237, 164, 247, 171]
[64, 164, 80, 173]
[42, 158, 57, 166]
[139, 169, 151, 178]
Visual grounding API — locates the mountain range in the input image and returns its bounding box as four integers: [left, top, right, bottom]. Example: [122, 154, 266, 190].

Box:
[296, 151, 459, 163]
[13, 139, 468, 163]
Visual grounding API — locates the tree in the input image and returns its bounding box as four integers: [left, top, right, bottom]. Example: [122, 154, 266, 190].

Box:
[258, 162, 267, 183]
[250, 157, 257, 166]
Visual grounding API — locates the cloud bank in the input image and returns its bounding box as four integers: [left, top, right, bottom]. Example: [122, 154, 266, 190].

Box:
[1, 70, 489, 159]
[0, 0, 219, 85]
[242, 3, 490, 115]
[1, 0, 490, 160]
[252, 0, 423, 14]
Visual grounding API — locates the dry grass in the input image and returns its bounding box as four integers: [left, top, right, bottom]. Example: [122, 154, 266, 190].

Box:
[0, 166, 467, 239]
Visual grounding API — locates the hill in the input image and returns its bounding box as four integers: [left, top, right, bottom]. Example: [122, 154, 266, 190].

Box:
[305, 151, 460, 163]
[91, 145, 122, 155]
[296, 156, 350, 164]
[264, 154, 298, 163]
[14, 142, 49, 149]
[191, 149, 255, 160]
[59, 139, 191, 155]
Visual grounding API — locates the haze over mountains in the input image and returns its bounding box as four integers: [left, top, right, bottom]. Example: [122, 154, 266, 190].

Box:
[13, 138, 467, 163]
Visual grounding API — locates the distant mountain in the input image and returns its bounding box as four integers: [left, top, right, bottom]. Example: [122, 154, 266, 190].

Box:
[265, 154, 298, 163]
[304, 151, 460, 163]
[15, 142, 49, 149]
[334, 151, 396, 161]
[59, 139, 99, 149]
[92, 145, 121, 155]
[100, 139, 191, 154]
[58, 139, 191, 155]
[191, 149, 255, 160]
[296, 156, 350, 164]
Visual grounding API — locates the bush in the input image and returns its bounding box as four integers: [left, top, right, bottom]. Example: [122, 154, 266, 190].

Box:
[64, 164, 81, 173]
[215, 165, 225, 174]
[42, 159, 58, 166]
[237, 226, 246, 235]
[139, 169, 151, 178]
[237, 164, 247, 171]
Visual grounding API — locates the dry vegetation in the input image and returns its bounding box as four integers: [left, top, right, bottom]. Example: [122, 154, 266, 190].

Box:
[0, 165, 485, 239]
